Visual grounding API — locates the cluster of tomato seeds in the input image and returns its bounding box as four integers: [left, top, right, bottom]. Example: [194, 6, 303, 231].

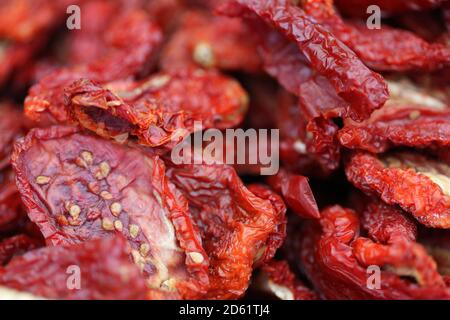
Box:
[0, 0, 448, 300]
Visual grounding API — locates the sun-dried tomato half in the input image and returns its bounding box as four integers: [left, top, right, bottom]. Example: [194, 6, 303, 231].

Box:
[166, 161, 286, 299]
[354, 238, 444, 287]
[302, 0, 450, 72]
[297, 205, 450, 299]
[0, 234, 42, 265]
[64, 70, 248, 147]
[24, 9, 162, 124]
[256, 260, 317, 300]
[0, 236, 149, 299]
[346, 151, 450, 229]
[352, 197, 444, 287]
[11, 126, 209, 299]
[338, 79, 450, 153]
[219, 0, 388, 122]
[335, 0, 447, 17]
[339, 105, 450, 153]
[160, 10, 261, 72]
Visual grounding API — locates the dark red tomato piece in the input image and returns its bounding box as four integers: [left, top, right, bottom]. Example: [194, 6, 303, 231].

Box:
[360, 197, 418, 244]
[302, 0, 450, 72]
[166, 161, 286, 299]
[267, 169, 320, 219]
[219, 0, 389, 122]
[0, 236, 149, 299]
[160, 10, 261, 72]
[353, 197, 443, 287]
[64, 69, 248, 147]
[0, 234, 42, 265]
[353, 237, 444, 287]
[64, 0, 120, 66]
[24, 8, 162, 124]
[276, 90, 340, 176]
[0, 0, 72, 87]
[346, 151, 450, 229]
[0, 41, 45, 88]
[11, 125, 209, 299]
[297, 205, 450, 299]
[338, 79, 449, 153]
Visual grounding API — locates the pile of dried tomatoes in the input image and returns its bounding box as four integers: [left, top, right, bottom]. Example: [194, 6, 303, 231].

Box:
[0, 0, 449, 300]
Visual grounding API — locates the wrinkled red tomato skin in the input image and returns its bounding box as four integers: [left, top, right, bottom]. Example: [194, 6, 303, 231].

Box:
[0, 237, 148, 299]
[11, 125, 210, 299]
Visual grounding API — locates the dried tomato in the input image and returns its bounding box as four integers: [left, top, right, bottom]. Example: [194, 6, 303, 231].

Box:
[306, 117, 341, 171]
[297, 205, 450, 299]
[0, 41, 45, 88]
[421, 230, 450, 277]
[339, 105, 450, 153]
[360, 197, 418, 244]
[0, 103, 26, 170]
[0, 237, 149, 299]
[253, 26, 348, 122]
[257, 260, 317, 300]
[267, 169, 320, 219]
[0, 234, 42, 265]
[354, 238, 444, 287]
[2, 0, 450, 301]
[0, 0, 74, 87]
[346, 151, 450, 229]
[12, 126, 209, 299]
[338, 79, 450, 153]
[0, 0, 70, 43]
[302, 0, 450, 72]
[220, 0, 389, 122]
[248, 184, 287, 264]
[144, 0, 187, 32]
[24, 9, 162, 124]
[276, 90, 340, 176]
[166, 161, 286, 299]
[0, 169, 23, 235]
[335, 0, 447, 17]
[64, 70, 248, 147]
[353, 198, 444, 287]
[65, 0, 120, 66]
[160, 10, 261, 72]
